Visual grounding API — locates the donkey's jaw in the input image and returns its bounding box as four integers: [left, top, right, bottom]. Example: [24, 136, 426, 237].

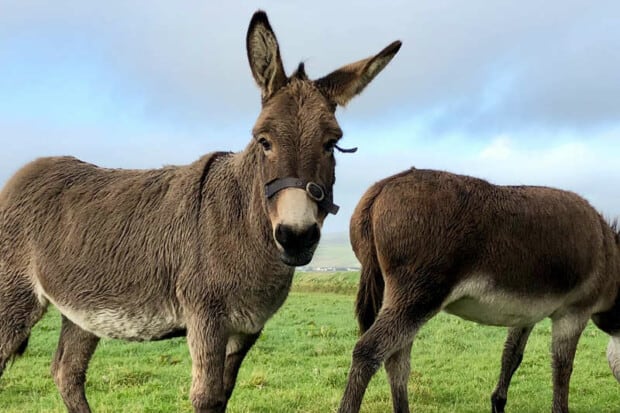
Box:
[278, 248, 316, 267]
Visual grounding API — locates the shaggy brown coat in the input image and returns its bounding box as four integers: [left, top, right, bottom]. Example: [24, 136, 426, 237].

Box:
[339, 167, 620, 413]
[0, 11, 401, 413]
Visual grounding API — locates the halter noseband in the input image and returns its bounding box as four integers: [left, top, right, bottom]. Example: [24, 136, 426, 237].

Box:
[264, 177, 339, 215]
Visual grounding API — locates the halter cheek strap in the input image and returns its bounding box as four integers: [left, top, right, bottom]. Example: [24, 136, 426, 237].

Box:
[264, 177, 339, 215]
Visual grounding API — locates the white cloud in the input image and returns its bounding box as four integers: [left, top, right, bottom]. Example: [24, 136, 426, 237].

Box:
[1, 1, 619, 131]
[479, 135, 513, 160]
[1, 1, 619, 236]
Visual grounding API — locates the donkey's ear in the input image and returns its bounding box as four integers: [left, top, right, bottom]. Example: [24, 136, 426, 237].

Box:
[246, 11, 287, 101]
[315, 41, 402, 106]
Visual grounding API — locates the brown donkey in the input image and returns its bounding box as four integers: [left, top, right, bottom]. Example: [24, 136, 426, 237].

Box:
[339, 168, 620, 413]
[0, 11, 401, 413]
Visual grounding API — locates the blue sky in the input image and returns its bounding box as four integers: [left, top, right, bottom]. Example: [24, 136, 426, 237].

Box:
[1, 1, 618, 233]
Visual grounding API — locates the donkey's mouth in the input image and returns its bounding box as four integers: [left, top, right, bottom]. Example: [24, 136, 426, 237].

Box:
[273, 222, 320, 267]
[279, 249, 315, 267]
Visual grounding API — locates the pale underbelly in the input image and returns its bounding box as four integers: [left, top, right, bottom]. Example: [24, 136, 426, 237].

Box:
[443, 297, 554, 327]
[441, 278, 565, 327]
[54, 302, 184, 341]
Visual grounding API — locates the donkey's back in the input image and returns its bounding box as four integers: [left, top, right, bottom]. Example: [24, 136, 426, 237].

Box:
[340, 167, 620, 413]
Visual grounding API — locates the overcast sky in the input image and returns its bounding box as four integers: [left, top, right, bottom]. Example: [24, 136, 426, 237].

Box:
[1, 1, 618, 233]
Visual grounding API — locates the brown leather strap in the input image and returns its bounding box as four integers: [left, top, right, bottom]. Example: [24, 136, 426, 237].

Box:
[265, 177, 339, 215]
[265, 177, 305, 198]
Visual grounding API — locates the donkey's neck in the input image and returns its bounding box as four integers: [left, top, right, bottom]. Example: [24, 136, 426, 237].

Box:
[198, 146, 283, 265]
[232, 146, 273, 240]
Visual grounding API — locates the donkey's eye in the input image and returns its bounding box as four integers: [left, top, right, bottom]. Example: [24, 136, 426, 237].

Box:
[324, 139, 337, 153]
[258, 137, 272, 152]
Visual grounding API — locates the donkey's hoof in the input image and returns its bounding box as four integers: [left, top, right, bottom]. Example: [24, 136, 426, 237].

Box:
[491, 394, 507, 413]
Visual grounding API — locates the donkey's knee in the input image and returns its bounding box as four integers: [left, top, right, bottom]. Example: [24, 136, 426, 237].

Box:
[52, 363, 87, 398]
[51, 350, 91, 412]
[51, 317, 99, 413]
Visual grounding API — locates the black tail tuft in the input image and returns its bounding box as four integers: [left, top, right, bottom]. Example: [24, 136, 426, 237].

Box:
[8, 335, 30, 366]
[15, 335, 29, 357]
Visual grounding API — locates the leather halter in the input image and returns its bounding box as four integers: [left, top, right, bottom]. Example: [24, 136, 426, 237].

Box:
[264, 177, 339, 215]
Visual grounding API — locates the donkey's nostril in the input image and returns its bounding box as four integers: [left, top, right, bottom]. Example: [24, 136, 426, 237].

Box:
[275, 223, 321, 252]
[275, 224, 293, 250]
[304, 223, 320, 247]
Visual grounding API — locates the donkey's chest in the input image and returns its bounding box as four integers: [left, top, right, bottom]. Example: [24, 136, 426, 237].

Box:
[226, 280, 292, 334]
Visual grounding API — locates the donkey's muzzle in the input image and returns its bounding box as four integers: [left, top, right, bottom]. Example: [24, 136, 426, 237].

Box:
[275, 223, 320, 266]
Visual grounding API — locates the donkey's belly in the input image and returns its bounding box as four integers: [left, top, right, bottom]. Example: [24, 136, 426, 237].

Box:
[443, 297, 555, 326]
[55, 302, 184, 341]
[442, 278, 563, 327]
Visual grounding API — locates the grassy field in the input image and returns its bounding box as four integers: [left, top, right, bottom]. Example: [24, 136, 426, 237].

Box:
[0, 272, 617, 412]
[303, 232, 359, 270]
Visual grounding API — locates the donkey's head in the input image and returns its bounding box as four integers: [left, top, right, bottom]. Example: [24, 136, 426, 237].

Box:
[246, 11, 400, 266]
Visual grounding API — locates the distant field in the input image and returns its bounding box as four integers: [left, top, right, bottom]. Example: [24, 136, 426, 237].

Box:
[0, 272, 617, 412]
[304, 232, 359, 269]
[291, 271, 359, 294]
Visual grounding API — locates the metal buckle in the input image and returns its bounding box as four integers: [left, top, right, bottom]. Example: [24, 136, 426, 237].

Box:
[305, 182, 325, 202]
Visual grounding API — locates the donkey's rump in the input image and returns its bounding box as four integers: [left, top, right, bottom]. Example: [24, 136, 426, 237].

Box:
[370, 168, 607, 299]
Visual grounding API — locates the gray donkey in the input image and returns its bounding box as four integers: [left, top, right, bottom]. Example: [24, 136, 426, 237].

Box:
[0, 11, 401, 413]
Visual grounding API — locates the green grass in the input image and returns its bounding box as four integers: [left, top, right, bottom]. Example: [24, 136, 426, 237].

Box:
[0, 273, 617, 412]
[291, 271, 360, 295]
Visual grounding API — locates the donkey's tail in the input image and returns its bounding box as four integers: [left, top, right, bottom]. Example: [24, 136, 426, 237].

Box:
[607, 337, 620, 382]
[351, 183, 385, 335]
[11, 335, 29, 362]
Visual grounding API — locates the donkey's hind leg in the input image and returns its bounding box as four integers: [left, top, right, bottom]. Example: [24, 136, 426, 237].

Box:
[338, 307, 422, 413]
[339, 277, 447, 413]
[490, 325, 534, 413]
[51, 315, 99, 413]
[384, 340, 414, 413]
[0, 276, 47, 378]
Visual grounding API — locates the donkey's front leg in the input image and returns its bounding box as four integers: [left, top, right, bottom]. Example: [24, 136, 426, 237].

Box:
[550, 315, 587, 413]
[223, 331, 262, 406]
[186, 312, 228, 413]
[51, 315, 100, 413]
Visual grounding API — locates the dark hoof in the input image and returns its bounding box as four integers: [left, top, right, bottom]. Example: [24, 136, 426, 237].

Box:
[491, 394, 507, 413]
